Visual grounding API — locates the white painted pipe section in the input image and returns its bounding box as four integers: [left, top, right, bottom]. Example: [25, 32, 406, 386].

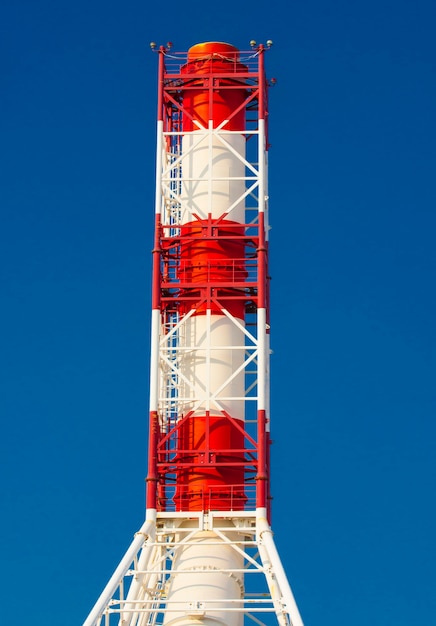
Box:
[149, 309, 161, 412]
[121, 517, 159, 626]
[162, 525, 243, 626]
[258, 119, 266, 215]
[155, 120, 164, 216]
[179, 314, 245, 419]
[83, 517, 155, 626]
[257, 307, 267, 412]
[180, 133, 246, 222]
[265, 330, 271, 432]
[256, 514, 304, 626]
[264, 147, 270, 238]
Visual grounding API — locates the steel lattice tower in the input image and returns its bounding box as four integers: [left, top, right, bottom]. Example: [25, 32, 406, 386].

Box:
[83, 41, 304, 626]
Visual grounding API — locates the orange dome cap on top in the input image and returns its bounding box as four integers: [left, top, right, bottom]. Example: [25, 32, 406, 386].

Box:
[187, 41, 240, 60]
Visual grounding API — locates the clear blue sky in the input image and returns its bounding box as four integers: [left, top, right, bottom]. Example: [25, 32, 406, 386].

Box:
[1, 1, 435, 624]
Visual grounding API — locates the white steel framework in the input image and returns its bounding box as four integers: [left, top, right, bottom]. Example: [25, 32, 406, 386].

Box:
[84, 510, 303, 626]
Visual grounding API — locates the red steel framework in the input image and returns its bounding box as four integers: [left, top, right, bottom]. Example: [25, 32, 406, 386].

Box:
[147, 41, 271, 517]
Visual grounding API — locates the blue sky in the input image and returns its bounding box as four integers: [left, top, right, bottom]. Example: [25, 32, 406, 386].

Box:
[1, 0, 435, 624]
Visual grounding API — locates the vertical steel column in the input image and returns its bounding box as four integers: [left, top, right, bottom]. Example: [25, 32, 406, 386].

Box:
[146, 45, 166, 512]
